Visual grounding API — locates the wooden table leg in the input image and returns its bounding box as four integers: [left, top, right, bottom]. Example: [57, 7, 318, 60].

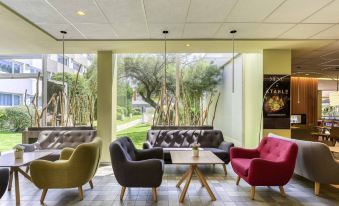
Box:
[179, 165, 194, 203]
[176, 169, 190, 187]
[8, 168, 14, 191]
[17, 167, 32, 181]
[14, 169, 20, 205]
[194, 166, 216, 201]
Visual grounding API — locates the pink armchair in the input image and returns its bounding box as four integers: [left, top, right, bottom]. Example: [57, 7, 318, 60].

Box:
[230, 137, 298, 200]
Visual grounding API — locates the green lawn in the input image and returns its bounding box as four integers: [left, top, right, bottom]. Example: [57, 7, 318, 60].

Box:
[93, 114, 142, 128]
[116, 114, 142, 125]
[117, 123, 150, 149]
[0, 131, 21, 152]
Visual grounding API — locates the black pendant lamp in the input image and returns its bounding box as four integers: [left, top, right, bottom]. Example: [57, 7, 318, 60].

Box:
[230, 30, 237, 93]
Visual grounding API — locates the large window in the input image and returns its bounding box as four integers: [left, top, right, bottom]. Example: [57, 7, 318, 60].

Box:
[0, 93, 12, 106]
[116, 53, 232, 148]
[0, 60, 12, 73]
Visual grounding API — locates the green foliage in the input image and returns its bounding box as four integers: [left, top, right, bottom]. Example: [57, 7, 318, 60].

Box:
[0, 107, 32, 132]
[132, 108, 142, 115]
[117, 81, 133, 115]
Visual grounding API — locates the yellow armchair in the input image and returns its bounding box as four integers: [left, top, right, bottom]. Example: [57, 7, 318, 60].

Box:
[30, 137, 102, 204]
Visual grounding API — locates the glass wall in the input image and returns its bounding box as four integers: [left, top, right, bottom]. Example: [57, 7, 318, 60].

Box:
[0, 54, 96, 152]
[115, 53, 233, 148]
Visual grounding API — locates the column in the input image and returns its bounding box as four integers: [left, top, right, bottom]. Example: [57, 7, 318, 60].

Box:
[97, 51, 117, 163]
[263, 49, 292, 138]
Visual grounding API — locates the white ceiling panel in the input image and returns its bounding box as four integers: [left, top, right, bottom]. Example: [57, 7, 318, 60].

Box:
[311, 25, 339, 39]
[46, 0, 108, 24]
[187, 0, 237, 23]
[75, 24, 117, 39]
[37, 23, 84, 39]
[183, 23, 221, 38]
[148, 24, 184, 39]
[216, 23, 295, 39]
[304, 0, 339, 23]
[112, 22, 149, 39]
[96, 0, 146, 24]
[226, 0, 284, 22]
[279, 24, 333, 39]
[265, 0, 332, 23]
[1, 0, 67, 24]
[144, 0, 190, 23]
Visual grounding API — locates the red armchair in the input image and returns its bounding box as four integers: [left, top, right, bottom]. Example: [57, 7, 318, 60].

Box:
[230, 137, 298, 200]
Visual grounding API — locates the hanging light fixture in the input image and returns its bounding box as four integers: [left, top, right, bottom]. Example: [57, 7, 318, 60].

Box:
[60, 30, 67, 88]
[163, 30, 168, 95]
[230, 30, 237, 93]
[329, 75, 339, 106]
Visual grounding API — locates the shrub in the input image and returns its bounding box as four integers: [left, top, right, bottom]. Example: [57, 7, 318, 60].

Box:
[132, 108, 142, 115]
[1, 107, 32, 132]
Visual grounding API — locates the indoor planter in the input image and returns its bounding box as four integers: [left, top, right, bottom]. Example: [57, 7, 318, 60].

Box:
[192, 143, 200, 157]
[13, 145, 24, 159]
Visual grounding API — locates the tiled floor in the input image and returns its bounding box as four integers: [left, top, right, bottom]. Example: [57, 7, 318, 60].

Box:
[1, 164, 339, 206]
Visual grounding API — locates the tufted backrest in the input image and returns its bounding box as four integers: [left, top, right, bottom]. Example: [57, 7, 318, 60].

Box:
[147, 130, 224, 148]
[258, 137, 298, 162]
[111, 137, 137, 161]
[37, 130, 96, 149]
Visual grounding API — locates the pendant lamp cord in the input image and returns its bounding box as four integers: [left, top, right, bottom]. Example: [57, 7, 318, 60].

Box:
[62, 33, 65, 87]
[230, 30, 237, 93]
[232, 33, 235, 93]
[164, 32, 167, 89]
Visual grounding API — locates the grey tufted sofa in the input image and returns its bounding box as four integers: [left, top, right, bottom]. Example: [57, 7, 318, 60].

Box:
[143, 129, 234, 174]
[19, 130, 96, 161]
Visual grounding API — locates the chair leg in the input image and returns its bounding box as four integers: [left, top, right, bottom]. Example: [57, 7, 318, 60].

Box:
[120, 187, 126, 201]
[222, 164, 227, 176]
[279, 186, 286, 197]
[315, 182, 320, 196]
[152, 187, 157, 202]
[40, 189, 48, 204]
[236, 176, 241, 186]
[251, 186, 256, 200]
[78, 186, 84, 201]
[8, 169, 13, 191]
[89, 180, 94, 189]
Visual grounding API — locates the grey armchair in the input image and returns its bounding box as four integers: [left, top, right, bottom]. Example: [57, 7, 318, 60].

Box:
[109, 137, 164, 201]
[0, 168, 9, 199]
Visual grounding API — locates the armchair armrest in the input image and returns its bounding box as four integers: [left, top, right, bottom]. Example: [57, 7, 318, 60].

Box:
[218, 141, 234, 153]
[230, 147, 259, 159]
[135, 147, 163, 161]
[143, 141, 153, 149]
[248, 158, 293, 185]
[59, 148, 75, 160]
[30, 160, 70, 189]
[118, 159, 164, 187]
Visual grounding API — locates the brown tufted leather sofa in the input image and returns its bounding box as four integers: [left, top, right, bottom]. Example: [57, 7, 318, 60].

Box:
[20, 130, 96, 161]
[143, 130, 234, 174]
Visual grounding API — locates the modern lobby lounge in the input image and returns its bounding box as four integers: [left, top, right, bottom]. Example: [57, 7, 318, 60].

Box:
[0, 0, 339, 206]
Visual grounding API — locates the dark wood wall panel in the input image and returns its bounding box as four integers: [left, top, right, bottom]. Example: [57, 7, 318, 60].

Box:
[291, 77, 318, 126]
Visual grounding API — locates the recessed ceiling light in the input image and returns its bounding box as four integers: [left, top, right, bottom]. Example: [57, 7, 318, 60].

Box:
[77, 10, 86, 16]
[186, 43, 190, 47]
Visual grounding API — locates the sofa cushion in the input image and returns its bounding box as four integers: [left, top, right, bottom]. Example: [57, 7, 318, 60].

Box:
[231, 158, 252, 176]
[198, 131, 224, 148]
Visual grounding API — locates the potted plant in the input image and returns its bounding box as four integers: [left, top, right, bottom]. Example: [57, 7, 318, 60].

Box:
[13, 145, 25, 159]
[192, 143, 200, 157]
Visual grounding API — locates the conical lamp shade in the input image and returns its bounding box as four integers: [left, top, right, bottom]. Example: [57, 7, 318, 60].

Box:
[329, 91, 339, 106]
